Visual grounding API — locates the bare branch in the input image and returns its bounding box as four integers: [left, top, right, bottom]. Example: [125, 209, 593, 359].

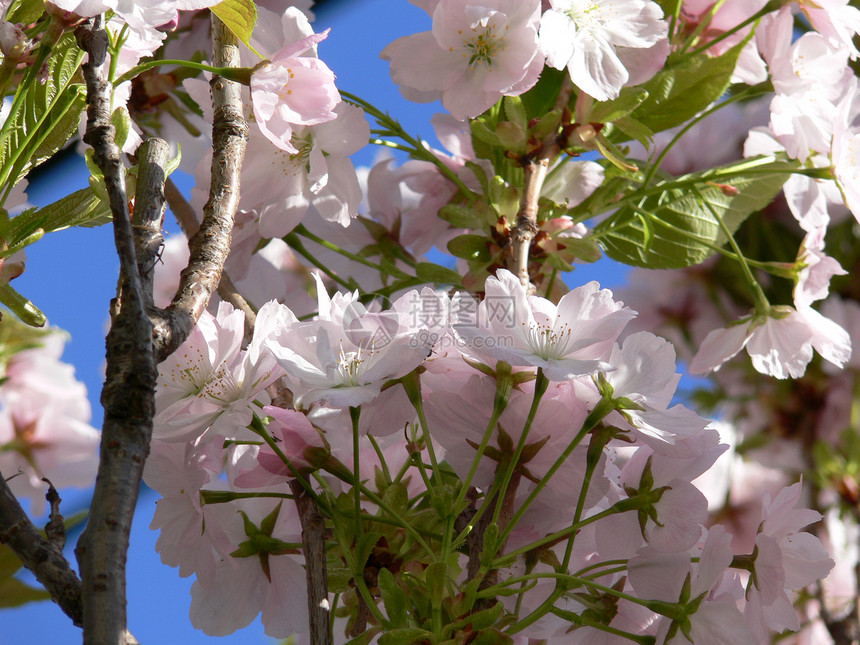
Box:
[0, 473, 82, 627]
[74, 16, 157, 645]
[153, 16, 249, 362]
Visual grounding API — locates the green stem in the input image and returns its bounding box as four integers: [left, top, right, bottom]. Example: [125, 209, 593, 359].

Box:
[284, 232, 358, 290]
[694, 184, 770, 312]
[641, 83, 771, 188]
[678, 0, 728, 54]
[248, 414, 331, 515]
[114, 58, 252, 88]
[490, 369, 549, 527]
[350, 406, 363, 541]
[341, 90, 475, 201]
[292, 224, 413, 280]
[495, 395, 616, 549]
[688, 3, 775, 57]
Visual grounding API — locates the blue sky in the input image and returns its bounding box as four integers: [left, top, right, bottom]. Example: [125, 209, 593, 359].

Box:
[2, 1, 629, 642]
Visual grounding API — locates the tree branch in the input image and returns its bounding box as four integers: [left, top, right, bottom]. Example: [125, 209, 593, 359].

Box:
[164, 177, 257, 336]
[152, 16, 249, 361]
[74, 16, 157, 645]
[290, 480, 333, 645]
[132, 138, 170, 310]
[0, 473, 82, 627]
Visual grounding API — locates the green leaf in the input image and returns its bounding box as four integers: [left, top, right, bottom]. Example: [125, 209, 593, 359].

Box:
[378, 628, 432, 645]
[0, 33, 85, 193]
[611, 115, 654, 148]
[502, 96, 527, 132]
[425, 561, 447, 608]
[211, 0, 258, 51]
[438, 204, 484, 229]
[519, 66, 565, 120]
[0, 575, 50, 608]
[6, 0, 44, 24]
[0, 187, 111, 248]
[632, 39, 747, 134]
[355, 532, 383, 572]
[0, 283, 46, 327]
[590, 87, 649, 124]
[447, 234, 491, 263]
[470, 119, 501, 147]
[596, 160, 793, 269]
[377, 568, 408, 627]
[415, 262, 462, 286]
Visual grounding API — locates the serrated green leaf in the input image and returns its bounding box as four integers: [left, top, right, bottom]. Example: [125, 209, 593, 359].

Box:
[596, 161, 793, 269]
[0, 283, 46, 327]
[211, 0, 258, 51]
[0, 32, 85, 193]
[611, 115, 654, 147]
[632, 39, 747, 134]
[378, 628, 431, 645]
[560, 238, 602, 263]
[0, 188, 111, 247]
[495, 121, 526, 154]
[502, 96, 527, 131]
[591, 87, 649, 124]
[377, 568, 408, 627]
[470, 119, 501, 147]
[438, 204, 483, 228]
[447, 235, 490, 263]
[425, 561, 447, 607]
[414, 262, 462, 286]
[112, 106, 132, 151]
[6, 0, 44, 25]
[519, 66, 565, 120]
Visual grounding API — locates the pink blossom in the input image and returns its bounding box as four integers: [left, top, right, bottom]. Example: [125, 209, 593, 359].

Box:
[381, 0, 543, 120]
[453, 269, 636, 379]
[188, 498, 309, 638]
[260, 275, 447, 407]
[539, 0, 668, 101]
[797, 0, 860, 57]
[744, 482, 834, 640]
[154, 302, 281, 443]
[688, 306, 849, 379]
[250, 30, 340, 154]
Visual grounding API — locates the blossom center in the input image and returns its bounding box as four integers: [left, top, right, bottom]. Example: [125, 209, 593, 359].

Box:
[336, 342, 377, 387]
[277, 66, 296, 99]
[522, 319, 574, 360]
[565, 1, 611, 33]
[460, 14, 507, 69]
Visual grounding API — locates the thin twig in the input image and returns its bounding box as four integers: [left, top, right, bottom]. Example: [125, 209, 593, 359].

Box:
[74, 15, 157, 645]
[152, 16, 249, 362]
[0, 473, 82, 627]
[507, 78, 574, 292]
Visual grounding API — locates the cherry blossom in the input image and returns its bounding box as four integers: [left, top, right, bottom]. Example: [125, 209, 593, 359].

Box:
[381, 0, 543, 119]
[453, 269, 636, 379]
[539, 0, 668, 101]
[154, 302, 281, 443]
[261, 275, 447, 407]
[250, 27, 340, 153]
